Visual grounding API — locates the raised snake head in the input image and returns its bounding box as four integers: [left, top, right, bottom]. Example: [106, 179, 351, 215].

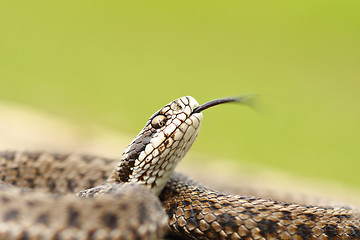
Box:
[111, 96, 203, 195]
[110, 95, 251, 195]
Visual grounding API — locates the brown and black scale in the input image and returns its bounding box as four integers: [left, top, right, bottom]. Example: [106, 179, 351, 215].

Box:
[113, 106, 173, 183]
[0, 151, 167, 240]
[161, 173, 360, 240]
[1, 152, 360, 240]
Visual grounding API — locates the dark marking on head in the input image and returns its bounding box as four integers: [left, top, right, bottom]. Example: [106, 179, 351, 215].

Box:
[102, 213, 118, 229]
[118, 131, 155, 182]
[179, 98, 187, 106]
[162, 108, 171, 115]
[128, 151, 137, 160]
[171, 101, 183, 111]
[164, 139, 170, 147]
[138, 175, 144, 181]
[3, 209, 19, 222]
[118, 159, 136, 183]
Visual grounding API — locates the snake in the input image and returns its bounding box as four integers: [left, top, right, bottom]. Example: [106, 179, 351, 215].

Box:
[0, 96, 360, 240]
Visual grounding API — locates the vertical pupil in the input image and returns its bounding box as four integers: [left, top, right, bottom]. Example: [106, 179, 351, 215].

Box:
[152, 115, 166, 128]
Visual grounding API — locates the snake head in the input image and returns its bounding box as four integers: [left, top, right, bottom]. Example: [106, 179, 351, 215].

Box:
[110, 95, 251, 195]
[112, 96, 203, 195]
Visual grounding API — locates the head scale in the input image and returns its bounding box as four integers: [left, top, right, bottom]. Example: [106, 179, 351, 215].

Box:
[110, 95, 250, 195]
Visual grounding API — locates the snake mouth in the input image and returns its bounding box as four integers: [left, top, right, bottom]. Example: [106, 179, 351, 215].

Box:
[192, 95, 254, 113]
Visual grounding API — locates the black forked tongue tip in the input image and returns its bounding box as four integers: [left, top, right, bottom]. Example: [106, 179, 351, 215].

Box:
[193, 94, 256, 113]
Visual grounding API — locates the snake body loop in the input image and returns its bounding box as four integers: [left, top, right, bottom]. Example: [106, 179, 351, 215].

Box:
[0, 96, 359, 239]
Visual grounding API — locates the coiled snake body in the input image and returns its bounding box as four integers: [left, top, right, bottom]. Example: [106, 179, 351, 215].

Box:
[0, 96, 359, 240]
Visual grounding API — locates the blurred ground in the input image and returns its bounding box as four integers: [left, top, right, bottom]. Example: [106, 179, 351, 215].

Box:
[1, 102, 359, 207]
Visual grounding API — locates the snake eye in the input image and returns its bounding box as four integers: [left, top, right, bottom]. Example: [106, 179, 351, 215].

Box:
[151, 115, 167, 129]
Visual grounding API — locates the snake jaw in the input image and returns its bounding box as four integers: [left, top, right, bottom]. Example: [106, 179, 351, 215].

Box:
[110, 96, 203, 195]
[110, 95, 251, 195]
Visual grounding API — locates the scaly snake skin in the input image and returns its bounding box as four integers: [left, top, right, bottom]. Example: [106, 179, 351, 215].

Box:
[0, 96, 359, 240]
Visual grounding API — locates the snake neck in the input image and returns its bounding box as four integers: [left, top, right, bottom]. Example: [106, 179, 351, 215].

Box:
[108, 96, 203, 195]
[107, 95, 248, 195]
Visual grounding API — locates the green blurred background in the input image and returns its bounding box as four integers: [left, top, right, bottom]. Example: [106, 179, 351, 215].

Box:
[1, 1, 359, 187]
